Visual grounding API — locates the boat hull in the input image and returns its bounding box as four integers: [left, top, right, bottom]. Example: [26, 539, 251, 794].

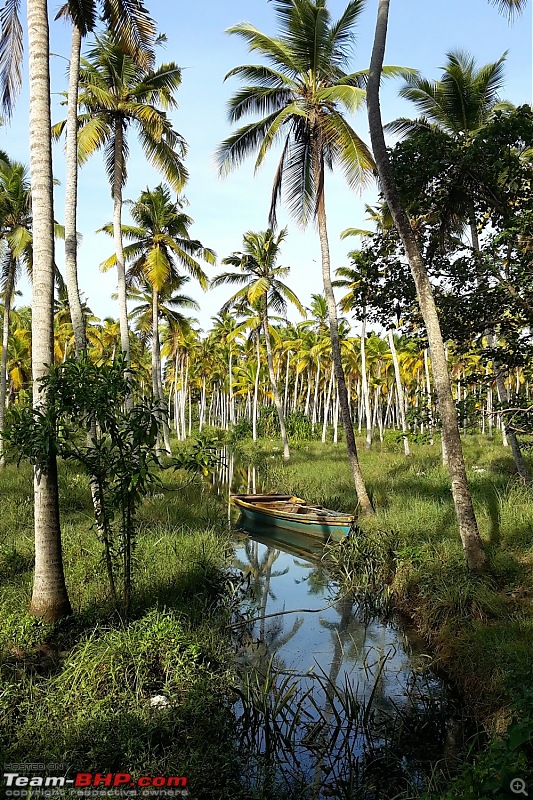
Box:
[232, 494, 353, 540]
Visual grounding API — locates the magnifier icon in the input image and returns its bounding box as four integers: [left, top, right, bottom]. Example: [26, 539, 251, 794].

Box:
[511, 778, 528, 796]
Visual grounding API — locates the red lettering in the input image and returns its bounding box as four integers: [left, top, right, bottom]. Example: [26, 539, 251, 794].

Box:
[74, 774, 92, 787]
[152, 777, 165, 787]
[93, 774, 113, 787]
[138, 777, 151, 787]
[167, 777, 187, 788]
[113, 774, 131, 786]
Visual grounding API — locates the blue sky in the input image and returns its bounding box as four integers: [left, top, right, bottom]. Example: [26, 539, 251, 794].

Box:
[1, 0, 531, 331]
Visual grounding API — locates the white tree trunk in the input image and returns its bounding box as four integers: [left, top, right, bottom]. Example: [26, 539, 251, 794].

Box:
[28, 0, 71, 619]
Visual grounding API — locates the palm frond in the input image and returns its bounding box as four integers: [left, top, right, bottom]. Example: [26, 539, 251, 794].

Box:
[226, 23, 298, 76]
[0, 0, 22, 117]
[101, 0, 157, 69]
[227, 85, 294, 123]
[324, 110, 374, 191]
[217, 111, 284, 176]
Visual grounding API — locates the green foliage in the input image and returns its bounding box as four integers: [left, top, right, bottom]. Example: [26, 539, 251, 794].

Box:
[172, 432, 221, 477]
[422, 693, 533, 799]
[5, 355, 163, 612]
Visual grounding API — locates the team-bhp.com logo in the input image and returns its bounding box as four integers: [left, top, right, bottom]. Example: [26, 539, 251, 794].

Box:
[3, 771, 188, 796]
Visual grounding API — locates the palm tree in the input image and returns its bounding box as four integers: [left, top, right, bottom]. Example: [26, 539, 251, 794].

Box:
[25, 0, 71, 618]
[217, 0, 391, 512]
[212, 228, 304, 460]
[55, 2, 156, 360]
[388, 51, 530, 483]
[364, 0, 530, 570]
[54, 34, 188, 369]
[0, 156, 32, 467]
[100, 184, 214, 450]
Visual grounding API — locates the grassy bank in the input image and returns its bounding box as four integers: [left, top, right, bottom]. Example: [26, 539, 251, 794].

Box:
[0, 460, 252, 799]
[1, 434, 532, 798]
[239, 434, 533, 796]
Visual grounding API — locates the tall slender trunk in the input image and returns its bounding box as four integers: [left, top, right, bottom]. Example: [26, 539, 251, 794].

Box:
[424, 348, 434, 444]
[64, 24, 86, 356]
[387, 330, 410, 456]
[253, 335, 260, 442]
[0, 265, 14, 468]
[322, 366, 334, 443]
[229, 348, 234, 425]
[262, 303, 290, 459]
[28, 0, 71, 619]
[283, 350, 291, 414]
[113, 117, 131, 409]
[314, 144, 373, 515]
[367, 0, 486, 571]
[360, 315, 372, 449]
[152, 287, 170, 453]
[312, 356, 321, 429]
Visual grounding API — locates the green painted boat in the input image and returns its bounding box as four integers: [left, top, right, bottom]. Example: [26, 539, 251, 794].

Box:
[232, 493, 354, 541]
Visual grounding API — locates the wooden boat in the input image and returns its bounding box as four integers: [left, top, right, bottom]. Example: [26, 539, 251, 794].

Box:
[231, 493, 354, 540]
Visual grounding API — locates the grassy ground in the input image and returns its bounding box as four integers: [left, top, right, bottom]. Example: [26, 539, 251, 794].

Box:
[0, 460, 252, 799]
[239, 433, 533, 798]
[246, 434, 533, 723]
[1, 434, 531, 799]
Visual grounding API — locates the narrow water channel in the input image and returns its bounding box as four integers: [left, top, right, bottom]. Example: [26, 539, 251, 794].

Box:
[213, 451, 462, 798]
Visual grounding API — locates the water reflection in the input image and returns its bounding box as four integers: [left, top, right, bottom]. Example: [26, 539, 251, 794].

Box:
[232, 531, 453, 798]
[211, 450, 456, 796]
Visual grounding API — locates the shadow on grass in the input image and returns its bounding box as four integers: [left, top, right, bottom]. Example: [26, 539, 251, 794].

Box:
[3, 687, 245, 800]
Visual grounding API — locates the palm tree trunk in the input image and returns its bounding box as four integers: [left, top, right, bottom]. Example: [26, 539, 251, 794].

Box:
[312, 356, 321, 429]
[27, 0, 72, 619]
[367, 0, 486, 571]
[387, 330, 410, 456]
[262, 302, 290, 459]
[64, 24, 86, 357]
[152, 287, 170, 453]
[113, 117, 131, 400]
[360, 315, 372, 449]
[253, 335, 260, 441]
[322, 366, 334, 443]
[0, 265, 14, 468]
[314, 147, 373, 515]
[229, 348, 234, 425]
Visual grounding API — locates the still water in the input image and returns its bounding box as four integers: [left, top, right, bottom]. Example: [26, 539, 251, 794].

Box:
[213, 450, 461, 798]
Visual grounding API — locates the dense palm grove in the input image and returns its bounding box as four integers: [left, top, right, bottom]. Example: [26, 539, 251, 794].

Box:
[0, 1, 531, 798]
[0, 0, 531, 610]
[2, 290, 530, 449]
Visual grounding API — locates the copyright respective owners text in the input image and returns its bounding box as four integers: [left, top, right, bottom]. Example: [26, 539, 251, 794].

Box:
[3, 766, 189, 797]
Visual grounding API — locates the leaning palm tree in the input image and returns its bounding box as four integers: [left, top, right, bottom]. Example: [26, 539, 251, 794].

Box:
[100, 184, 215, 451]
[364, 0, 526, 571]
[216, 0, 407, 511]
[54, 34, 188, 369]
[212, 228, 304, 460]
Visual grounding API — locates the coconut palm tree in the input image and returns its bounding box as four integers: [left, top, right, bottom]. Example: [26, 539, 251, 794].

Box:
[100, 184, 214, 450]
[364, 0, 527, 570]
[56, 2, 156, 360]
[25, 0, 72, 618]
[212, 228, 304, 459]
[216, 0, 399, 511]
[54, 34, 188, 369]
